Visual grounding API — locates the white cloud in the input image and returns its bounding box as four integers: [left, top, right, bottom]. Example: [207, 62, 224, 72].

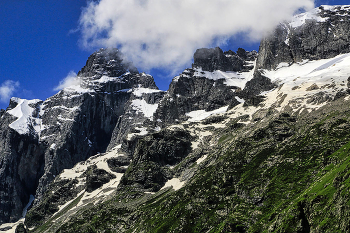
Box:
[78, 0, 314, 73]
[54, 71, 81, 91]
[0, 80, 20, 103]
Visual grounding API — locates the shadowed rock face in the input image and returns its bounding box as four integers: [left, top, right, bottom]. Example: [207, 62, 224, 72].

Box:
[153, 74, 239, 127]
[153, 48, 258, 127]
[85, 165, 116, 193]
[0, 48, 160, 225]
[193, 47, 244, 72]
[119, 128, 192, 191]
[257, 6, 350, 70]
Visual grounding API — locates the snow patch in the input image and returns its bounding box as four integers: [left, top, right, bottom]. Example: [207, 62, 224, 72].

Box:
[7, 98, 42, 135]
[94, 76, 123, 83]
[193, 67, 254, 89]
[260, 52, 350, 113]
[310, 54, 350, 73]
[161, 178, 185, 191]
[186, 106, 228, 122]
[196, 154, 208, 164]
[132, 88, 162, 97]
[235, 96, 245, 103]
[289, 7, 328, 28]
[50, 143, 56, 150]
[131, 99, 158, 119]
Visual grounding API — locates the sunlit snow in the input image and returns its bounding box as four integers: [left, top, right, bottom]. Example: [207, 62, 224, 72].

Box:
[131, 99, 158, 119]
[185, 106, 228, 122]
[7, 98, 42, 135]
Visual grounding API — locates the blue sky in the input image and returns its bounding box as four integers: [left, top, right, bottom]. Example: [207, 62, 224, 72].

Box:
[0, 0, 348, 110]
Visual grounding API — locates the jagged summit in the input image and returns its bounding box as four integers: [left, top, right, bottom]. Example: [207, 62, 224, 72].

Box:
[58, 48, 157, 94]
[192, 47, 257, 72]
[77, 48, 139, 78]
[0, 47, 162, 226]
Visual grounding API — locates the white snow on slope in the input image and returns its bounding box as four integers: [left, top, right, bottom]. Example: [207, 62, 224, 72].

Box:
[7, 98, 42, 135]
[131, 99, 158, 119]
[173, 62, 256, 89]
[288, 5, 350, 29]
[132, 87, 163, 97]
[310, 54, 349, 73]
[289, 7, 328, 28]
[61, 80, 91, 94]
[264, 53, 350, 85]
[0, 219, 24, 233]
[186, 106, 228, 122]
[93, 75, 124, 84]
[259, 52, 350, 112]
[60, 74, 124, 94]
[56, 145, 127, 210]
[321, 5, 350, 12]
[59, 145, 122, 180]
[193, 67, 254, 89]
[160, 178, 185, 191]
[127, 127, 148, 140]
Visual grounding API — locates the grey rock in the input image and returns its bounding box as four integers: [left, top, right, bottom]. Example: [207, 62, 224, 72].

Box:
[240, 70, 277, 100]
[0, 107, 45, 224]
[77, 48, 138, 78]
[119, 128, 192, 191]
[153, 70, 238, 127]
[257, 6, 350, 70]
[193, 47, 244, 72]
[25, 179, 82, 228]
[85, 165, 116, 193]
[0, 48, 161, 224]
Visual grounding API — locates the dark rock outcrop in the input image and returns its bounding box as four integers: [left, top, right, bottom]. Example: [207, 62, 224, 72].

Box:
[107, 156, 130, 173]
[240, 70, 277, 100]
[0, 105, 45, 224]
[193, 47, 244, 72]
[77, 48, 139, 78]
[85, 165, 116, 193]
[119, 128, 192, 191]
[193, 47, 257, 73]
[153, 72, 238, 127]
[25, 179, 83, 228]
[153, 48, 257, 127]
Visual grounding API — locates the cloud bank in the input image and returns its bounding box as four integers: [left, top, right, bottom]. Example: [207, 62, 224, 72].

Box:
[54, 71, 80, 91]
[0, 80, 20, 103]
[79, 0, 314, 72]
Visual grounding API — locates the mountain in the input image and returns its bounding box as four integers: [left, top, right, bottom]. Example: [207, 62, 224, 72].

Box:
[2, 5, 350, 232]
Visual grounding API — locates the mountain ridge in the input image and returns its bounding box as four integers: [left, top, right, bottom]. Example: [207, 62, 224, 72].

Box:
[2, 5, 350, 232]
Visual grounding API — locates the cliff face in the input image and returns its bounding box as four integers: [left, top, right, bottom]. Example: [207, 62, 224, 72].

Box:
[0, 48, 162, 224]
[153, 47, 257, 127]
[257, 5, 350, 70]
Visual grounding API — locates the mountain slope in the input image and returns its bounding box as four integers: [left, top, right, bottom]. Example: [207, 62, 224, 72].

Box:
[2, 5, 350, 233]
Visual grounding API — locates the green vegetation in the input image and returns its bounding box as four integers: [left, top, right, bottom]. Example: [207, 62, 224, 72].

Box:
[31, 103, 350, 232]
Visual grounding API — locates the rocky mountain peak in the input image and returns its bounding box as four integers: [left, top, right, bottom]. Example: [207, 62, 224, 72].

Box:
[257, 5, 350, 70]
[192, 47, 257, 72]
[5, 6, 350, 232]
[77, 48, 139, 79]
